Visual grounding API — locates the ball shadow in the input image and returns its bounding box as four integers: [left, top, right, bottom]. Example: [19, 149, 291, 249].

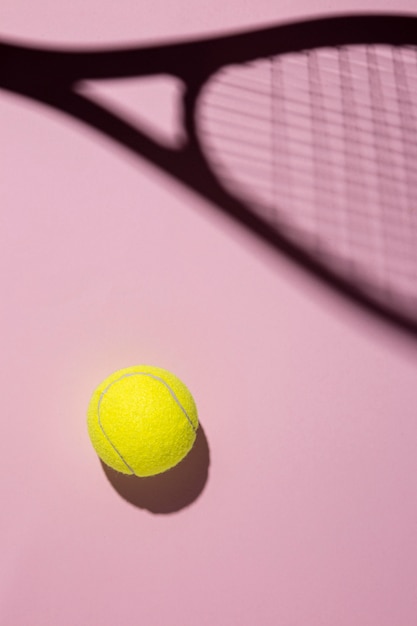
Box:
[100, 424, 210, 514]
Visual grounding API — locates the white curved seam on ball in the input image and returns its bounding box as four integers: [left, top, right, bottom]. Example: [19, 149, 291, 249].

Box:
[97, 381, 137, 475]
[112, 372, 197, 431]
[135, 372, 197, 432]
[97, 371, 197, 475]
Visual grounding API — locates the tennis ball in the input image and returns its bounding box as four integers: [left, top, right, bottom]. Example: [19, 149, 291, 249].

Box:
[87, 366, 198, 477]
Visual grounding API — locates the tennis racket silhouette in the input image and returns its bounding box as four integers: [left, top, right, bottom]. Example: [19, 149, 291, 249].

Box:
[1, 13, 417, 333]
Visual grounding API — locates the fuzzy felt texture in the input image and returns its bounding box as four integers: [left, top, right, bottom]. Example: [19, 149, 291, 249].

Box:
[87, 366, 198, 477]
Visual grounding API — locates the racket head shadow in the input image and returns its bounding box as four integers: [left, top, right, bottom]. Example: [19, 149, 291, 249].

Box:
[186, 14, 417, 335]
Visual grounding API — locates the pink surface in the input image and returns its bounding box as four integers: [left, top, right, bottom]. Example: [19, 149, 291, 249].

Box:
[1, 2, 417, 625]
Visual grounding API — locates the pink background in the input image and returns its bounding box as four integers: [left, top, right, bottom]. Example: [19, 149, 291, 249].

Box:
[1, 1, 417, 624]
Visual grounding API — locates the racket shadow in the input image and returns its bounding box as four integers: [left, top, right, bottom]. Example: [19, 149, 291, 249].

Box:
[2, 13, 417, 337]
[100, 424, 210, 513]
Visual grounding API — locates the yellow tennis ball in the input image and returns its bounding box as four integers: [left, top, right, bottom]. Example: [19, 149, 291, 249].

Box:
[87, 365, 198, 477]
